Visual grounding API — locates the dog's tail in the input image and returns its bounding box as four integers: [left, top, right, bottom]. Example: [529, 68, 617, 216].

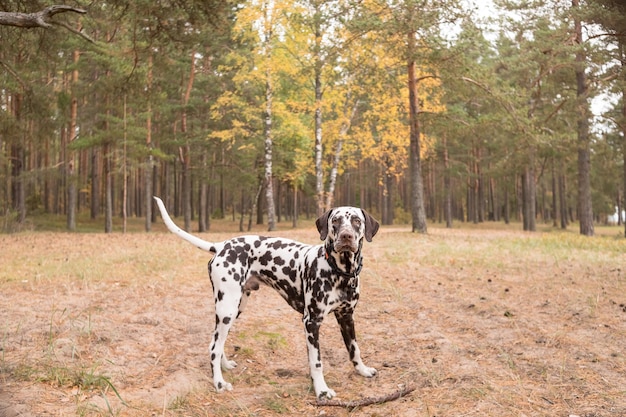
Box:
[153, 196, 218, 254]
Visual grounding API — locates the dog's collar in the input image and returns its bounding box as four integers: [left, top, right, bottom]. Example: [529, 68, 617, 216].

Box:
[325, 248, 362, 288]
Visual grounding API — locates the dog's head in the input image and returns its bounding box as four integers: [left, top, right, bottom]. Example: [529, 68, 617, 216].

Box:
[316, 207, 380, 253]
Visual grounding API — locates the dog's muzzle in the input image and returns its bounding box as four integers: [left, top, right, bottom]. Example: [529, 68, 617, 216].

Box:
[334, 230, 358, 253]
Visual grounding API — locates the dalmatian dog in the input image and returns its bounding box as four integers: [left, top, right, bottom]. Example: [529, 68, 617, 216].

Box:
[153, 196, 379, 399]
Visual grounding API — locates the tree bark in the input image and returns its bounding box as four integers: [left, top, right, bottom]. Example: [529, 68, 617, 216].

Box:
[264, 70, 276, 231]
[621, 41, 626, 237]
[104, 88, 113, 233]
[559, 172, 568, 229]
[407, 33, 427, 234]
[145, 53, 153, 232]
[199, 150, 208, 232]
[326, 100, 357, 211]
[522, 165, 536, 231]
[313, 3, 324, 217]
[442, 134, 452, 228]
[573, 0, 594, 236]
[90, 148, 99, 220]
[0, 5, 85, 28]
[67, 48, 79, 231]
[623, 98, 626, 238]
[476, 147, 484, 222]
[180, 50, 195, 232]
[263, 2, 276, 231]
[504, 181, 510, 224]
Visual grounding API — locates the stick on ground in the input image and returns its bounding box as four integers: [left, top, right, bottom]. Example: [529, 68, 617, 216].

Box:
[315, 384, 416, 408]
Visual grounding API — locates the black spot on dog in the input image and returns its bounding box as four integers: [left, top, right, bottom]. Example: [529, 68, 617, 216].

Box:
[259, 251, 272, 266]
[223, 317, 231, 324]
[282, 266, 297, 282]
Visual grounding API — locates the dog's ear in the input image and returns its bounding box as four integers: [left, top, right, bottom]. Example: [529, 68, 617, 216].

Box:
[361, 209, 380, 242]
[315, 209, 333, 240]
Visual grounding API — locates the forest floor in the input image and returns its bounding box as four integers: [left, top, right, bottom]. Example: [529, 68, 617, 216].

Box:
[1, 219, 626, 417]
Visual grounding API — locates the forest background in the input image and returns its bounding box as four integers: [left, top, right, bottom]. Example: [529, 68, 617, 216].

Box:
[1, 0, 626, 237]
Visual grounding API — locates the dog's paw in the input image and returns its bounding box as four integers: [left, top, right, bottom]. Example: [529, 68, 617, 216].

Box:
[313, 378, 336, 400]
[215, 380, 233, 393]
[221, 357, 238, 370]
[316, 388, 336, 400]
[356, 364, 377, 378]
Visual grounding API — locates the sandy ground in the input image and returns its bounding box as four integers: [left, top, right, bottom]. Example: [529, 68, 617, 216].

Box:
[1, 224, 625, 416]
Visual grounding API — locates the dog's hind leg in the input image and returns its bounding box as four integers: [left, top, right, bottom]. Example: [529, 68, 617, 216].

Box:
[209, 283, 242, 392]
[219, 289, 251, 370]
[216, 274, 260, 370]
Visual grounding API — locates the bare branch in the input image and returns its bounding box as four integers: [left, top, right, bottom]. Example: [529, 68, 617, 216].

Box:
[315, 384, 416, 409]
[53, 20, 95, 43]
[543, 99, 568, 125]
[416, 74, 439, 83]
[0, 60, 27, 89]
[0, 5, 86, 29]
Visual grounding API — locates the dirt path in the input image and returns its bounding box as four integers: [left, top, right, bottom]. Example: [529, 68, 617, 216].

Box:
[1, 227, 625, 416]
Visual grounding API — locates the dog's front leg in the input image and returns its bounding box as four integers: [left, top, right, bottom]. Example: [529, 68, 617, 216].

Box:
[303, 312, 335, 399]
[334, 310, 377, 378]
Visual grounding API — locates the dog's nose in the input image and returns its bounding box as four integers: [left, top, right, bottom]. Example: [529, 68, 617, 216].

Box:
[339, 230, 354, 241]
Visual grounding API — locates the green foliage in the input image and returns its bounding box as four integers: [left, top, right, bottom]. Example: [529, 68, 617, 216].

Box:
[0, 0, 624, 233]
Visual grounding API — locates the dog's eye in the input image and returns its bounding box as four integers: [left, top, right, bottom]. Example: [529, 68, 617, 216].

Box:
[351, 217, 361, 227]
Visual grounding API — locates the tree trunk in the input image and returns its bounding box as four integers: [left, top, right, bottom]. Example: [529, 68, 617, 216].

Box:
[573, 0, 594, 236]
[310, 2, 325, 217]
[90, 147, 99, 220]
[122, 95, 128, 233]
[314, 65, 324, 216]
[504, 183, 510, 224]
[522, 165, 536, 231]
[292, 184, 298, 228]
[67, 48, 79, 231]
[621, 41, 626, 237]
[551, 160, 558, 227]
[623, 101, 626, 238]
[326, 101, 357, 210]
[442, 135, 452, 228]
[407, 33, 427, 234]
[476, 147, 484, 223]
[264, 71, 276, 231]
[249, 180, 263, 231]
[9, 92, 26, 224]
[104, 142, 113, 233]
[145, 53, 153, 232]
[199, 150, 208, 232]
[180, 50, 196, 231]
[489, 177, 498, 222]
[104, 88, 113, 233]
[559, 171, 568, 229]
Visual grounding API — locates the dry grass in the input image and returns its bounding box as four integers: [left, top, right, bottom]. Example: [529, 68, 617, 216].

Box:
[1, 221, 625, 416]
